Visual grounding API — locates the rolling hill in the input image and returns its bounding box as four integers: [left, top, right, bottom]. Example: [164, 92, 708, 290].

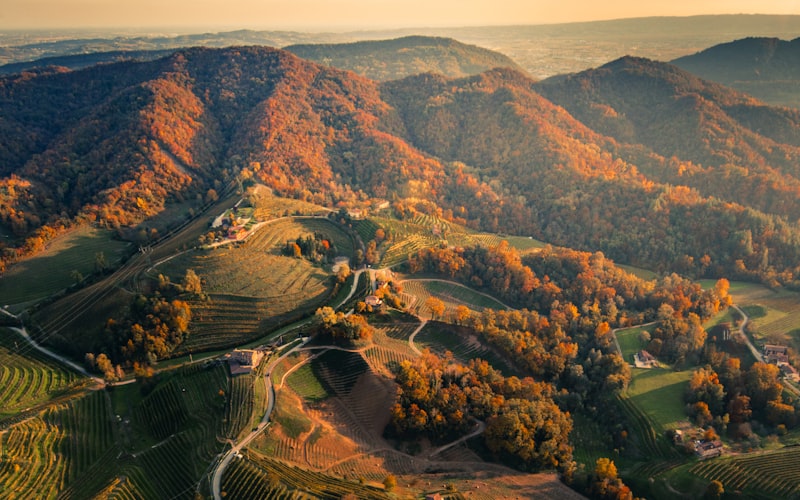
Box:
[672, 37, 800, 108]
[285, 35, 523, 81]
[2, 46, 800, 287]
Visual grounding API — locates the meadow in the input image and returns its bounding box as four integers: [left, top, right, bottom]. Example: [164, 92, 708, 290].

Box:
[614, 325, 655, 364]
[626, 368, 692, 432]
[0, 226, 131, 307]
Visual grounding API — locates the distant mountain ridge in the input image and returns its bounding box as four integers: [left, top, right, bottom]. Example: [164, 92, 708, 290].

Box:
[3, 14, 800, 78]
[285, 36, 523, 81]
[672, 37, 800, 108]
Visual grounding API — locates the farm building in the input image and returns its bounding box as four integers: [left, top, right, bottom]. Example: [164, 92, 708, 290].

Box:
[229, 348, 267, 375]
[764, 344, 789, 364]
[227, 226, 248, 240]
[694, 440, 723, 459]
[780, 363, 799, 382]
[634, 350, 658, 368]
[365, 295, 383, 307]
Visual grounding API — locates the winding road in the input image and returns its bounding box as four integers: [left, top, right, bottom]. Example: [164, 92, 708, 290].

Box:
[210, 266, 366, 500]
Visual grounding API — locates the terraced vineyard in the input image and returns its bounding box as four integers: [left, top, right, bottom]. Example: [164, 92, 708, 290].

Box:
[179, 294, 275, 353]
[132, 363, 227, 444]
[413, 322, 518, 376]
[224, 449, 392, 499]
[0, 328, 83, 418]
[0, 390, 114, 498]
[689, 446, 800, 497]
[362, 215, 545, 267]
[154, 216, 359, 352]
[401, 279, 508, 319]
[363, 324, 419, 373]
[249, 188, 331, 220]
[286, 358, 331, 403]
[225, 372, 257, 440]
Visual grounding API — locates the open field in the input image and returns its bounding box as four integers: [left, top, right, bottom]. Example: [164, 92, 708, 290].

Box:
[626, 368, 692, 432]
[696, 280, 800, 351]
[0, 226, 131, 307]
[615, 325, 655, 364]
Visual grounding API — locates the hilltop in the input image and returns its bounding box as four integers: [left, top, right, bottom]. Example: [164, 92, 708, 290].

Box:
[672, 37, 800, 108]
[2, 47, 800, 285]
[285, 36, 523, 81]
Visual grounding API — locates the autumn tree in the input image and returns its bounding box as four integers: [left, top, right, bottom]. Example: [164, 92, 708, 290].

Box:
[704, 480, 724, 499]
[425, 297, 446, 319]
[588, 458, 633, 500]
[182, 268, 203, 296]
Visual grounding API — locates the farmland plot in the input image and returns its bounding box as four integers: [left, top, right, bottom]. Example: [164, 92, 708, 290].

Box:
[0, 328, 83, 418]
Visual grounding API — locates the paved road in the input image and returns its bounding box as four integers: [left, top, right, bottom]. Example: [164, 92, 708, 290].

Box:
[730, 304, 762, 363]
[211, 336, 312, 500]
[8, 325, 104, 385]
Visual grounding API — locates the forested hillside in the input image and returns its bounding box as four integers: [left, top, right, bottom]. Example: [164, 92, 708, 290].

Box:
[286, 36, 522, 81]
[2, 46, 800, 287]
[672, 37, 800, 108]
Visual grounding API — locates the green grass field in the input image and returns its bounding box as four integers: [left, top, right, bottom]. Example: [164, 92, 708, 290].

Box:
[0, 226, 131, 306]
[704, 281, 800, 350]
[627, 368, 692, 432]
[287, 361, 330, 402]
[615, 325, 655, 364]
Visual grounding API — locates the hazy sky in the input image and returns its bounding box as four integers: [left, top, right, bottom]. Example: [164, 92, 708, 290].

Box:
[2, 0, 799, 30]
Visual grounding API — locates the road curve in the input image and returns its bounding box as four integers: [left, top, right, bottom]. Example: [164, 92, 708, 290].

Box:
[407, 320, 428, 356]
[211, 336, 312, 500]
[9, 326, 103, 385]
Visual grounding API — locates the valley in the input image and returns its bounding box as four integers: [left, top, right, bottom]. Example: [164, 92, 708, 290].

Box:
[2, 24, 800, 499]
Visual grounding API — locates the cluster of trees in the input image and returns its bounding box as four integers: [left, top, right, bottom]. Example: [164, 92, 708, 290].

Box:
[314, 306, 373, 342]
[687, 350, 800, 439]
[410, 243, 730, 333]
[85, 269, 200, 380]
[391, 351, 574, 473]
[284, 232, 337, 263]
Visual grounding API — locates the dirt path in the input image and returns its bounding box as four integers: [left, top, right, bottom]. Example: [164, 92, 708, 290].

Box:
[428, 419, 485, 458]
[731, 304, 761, 362]
[407, 320, 428, 356]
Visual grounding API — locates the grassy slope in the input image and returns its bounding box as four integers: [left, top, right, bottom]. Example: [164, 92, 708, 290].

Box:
[0, 226, 131, 307]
